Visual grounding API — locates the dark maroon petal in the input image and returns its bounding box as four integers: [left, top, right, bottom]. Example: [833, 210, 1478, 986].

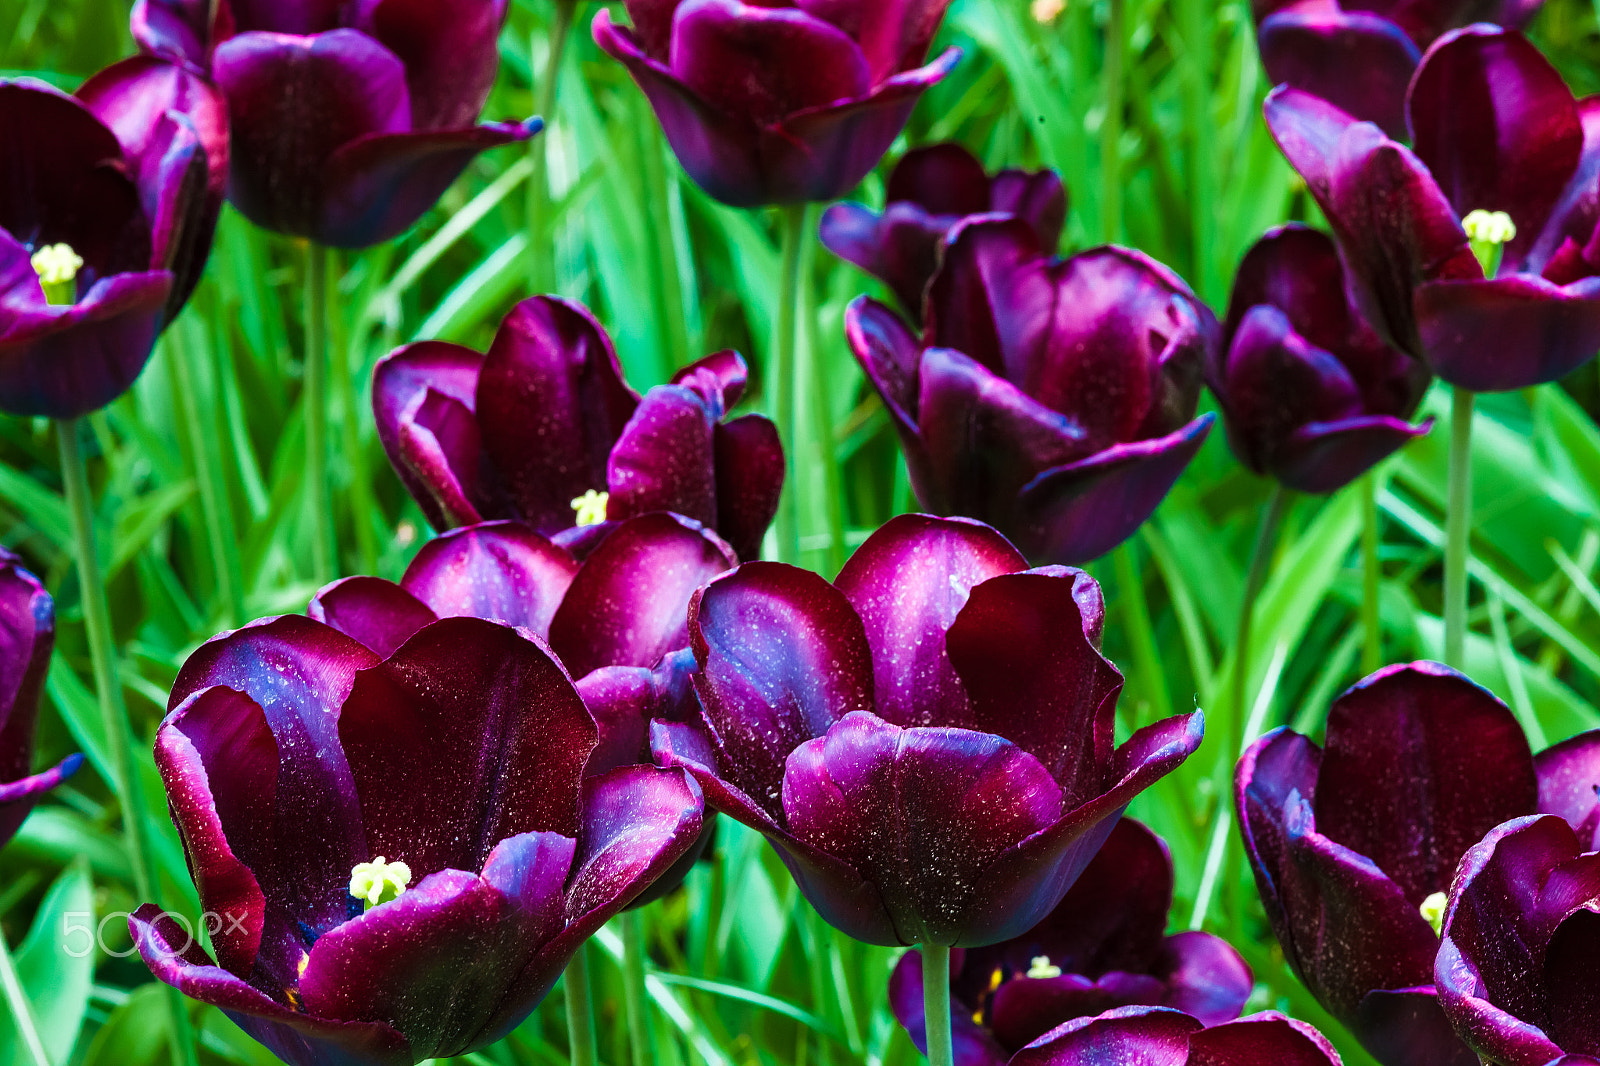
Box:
[620, 0, 679, 59]
[989, 972, 1168, 1052]
[844, 296, 924, 441]
[1542, 908, 1600, 1058]
[1536, 729, 1600, 850]
[548, 512, 736, 678]
[688, 562, 875, 817]
[990, 168, 1067, 255]
[1353, 987, 1483, 1066]
[782, 712, 1064, 945]
[798, 0, 955, 83]
[371, 341, 488, 530]
[887, 143, 991, 214]
[1221, 225, 1357, 366]
[399, 521, 579, 637]
[1408, 26, 1582, 248]
[1159, 932, 1254, 1026]
[671, 348, 748, 409]
[606, 384, 719, 529]
[1275, 416, 1432, 494]
[1416, 273, 1600, 390]
[229, 0, 343, 34]
[1187, 1012, 1344, 1064]
[1007, 1005, 1200, 1066]
[945, 566, 1122, 797]
[925, 215, 1046, 379]
[339, 617, 596, 877]
[822, 201, 949, 314]
[888, 948, 1010, 1066]
[307, 576, 437, 658]
[351, 0, 507, 130]
[1257, 8, 1420, 139]
[713, 413, 784, 562]
[1524, 97, 1600, 277]
[1236, 730, 1319, 982]
[833, 514, 1026, 729]
[475, 296, 639, 533]
[211, 29, 411, 239]
[1012, 415, 1214, 566]
[1316, 661, 1538, 906]
[131, 905, 413, 1066]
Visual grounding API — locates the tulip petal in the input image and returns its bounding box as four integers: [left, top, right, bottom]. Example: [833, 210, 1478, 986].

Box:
[399, 521, 579, 637]
[132, 0, 220, 65]
[372, 341, 489, 529]
[338, 617, 596, 877]
[352, 0, 508, 130]
[0, 549, 57, 802]
[0, 755, 81, 854]
[989, 972, 1169, 1053]
[1222, 225, 1357, 359]
[844, 296, 923, 440]
[925, 216, 1047, 381]
[228, 0, 344, 34]
[1353, 987, 1482, 1066]
[1159, 931, 1254, 1026]
[886, 142, 991, 214]
[990, 168, 1067, 256]
[822, 201, 948, 314]
[1008, 1005, 1200, 1066]
[1257, 8, 1420, 138]
[1524, 97, 1600, 277]
[606, 384, 720, 529]
[1415, 273, 1600, 390]
[671, 348, 748, 409]
[577, 666, 657, 778]
[798, 0, 954, 84]
[713, 413, 784, 562]
[1535, 728, 1600, 851]
[1276, 415, 1433, 494]
[307, 576, 437, 658]
[1540, 907, 1600, 1057]
[887, 948, 1010, 1066]
[1187, 1012, 1345, 1064]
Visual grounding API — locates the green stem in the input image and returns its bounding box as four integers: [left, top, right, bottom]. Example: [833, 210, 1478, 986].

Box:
[772, 205, 807, 564]
[303, 243, 334, 583]
[1361, 471, 1382, 674]
[1444, 387, 1475, 668]
[921, 944, 953, 1066]
[1114, 543, 1171, 728]
[57, 421, 198, 1066]
[527, 0, 575, 293]
[1231, 486, 1289, 751]
[562, 942, 598, 1066]
[643, 117, 692, 371]
[797, 203, 845, 575]
[169, 324, 243, 625]
[621, 910, 652, 1066]
[1100, 0, 1124, 244]
[0, 925, 48, 1066]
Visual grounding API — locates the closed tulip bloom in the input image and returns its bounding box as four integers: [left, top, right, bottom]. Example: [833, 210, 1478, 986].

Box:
[130, 0, 537, 247]
[889, 818, 1253, 1066]
[845, 216, 1215, 565]
[373, 296, 783, 562]
[820, 143, 1066, 316]
[592, 0, 961, 206]
[1265, 26, 1600, 391]
[653, 513, 1204, 948]
[1211, 224, 1432, 493]
[1004, 1006, 1344, 1066]
[0, 548, 81, 850]
[132, 610, 704, 1066]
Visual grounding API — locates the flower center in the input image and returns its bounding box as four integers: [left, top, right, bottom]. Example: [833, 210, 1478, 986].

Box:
[570, 489, 609, 527]
[1421, 890, 1448, 937]
[1462, 209, 1516, 278]
[30, 243, 83, 306]
[349, 856, 411, 911]
[1026, 955, 1062, 979]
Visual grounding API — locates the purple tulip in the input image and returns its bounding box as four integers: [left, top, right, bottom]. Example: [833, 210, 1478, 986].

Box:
[130, 0, 537, 247]
[133, 609, 705, 1066]
[653, 513, 1204, 947]
[373, 296, 783, 562]
[592, 0, 962, 207]
[0, 66, 225, 417]
[1265, 26, 1600, 392]
[1211, 224, 1432, 493]
[844, 216, 1215, 565]
[1251, 0, 1541, 139]
[1003, 1006, 1344, 1066]
[820, 142, 1067, 315]
[0, 548, 80, 850]
[888, 818, 1253, 1066]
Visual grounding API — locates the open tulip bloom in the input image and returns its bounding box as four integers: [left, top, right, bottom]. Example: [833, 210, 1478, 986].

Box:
[132, 608, 705, 1066]
[374, 295, 783, 563]
[592, 0, 961, 206]
[129, 0, 537, 247]
[845, 216, 1215, 565]
[889, 817, 1253, 1066]
[997, 1005, 1345, 1066]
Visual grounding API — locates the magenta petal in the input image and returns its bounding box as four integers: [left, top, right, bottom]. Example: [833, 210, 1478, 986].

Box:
[713, 413, 784, 562]
[990, 973, 1168, 1053]
[307, 576, 437, 658]
[0, 548, 57, 849]
[1187, 1012, 1345, 1064]
[844, 296, 923, 441]
[1535, 729, 1600, 850]
[671, 348, 749, 409]
[606, 384, 720, 529]
[338, 617, 595, 877]
[576, 667, 656, 778]
[1275, 415, 1432, 494]
[399, 521, 579, 637]
[564, 765, 704, 925]
[372, 340, 487, 530]
[1354, 987, 1481, 1066]
[799, 0, 954, 84]
[0, 755, 81, 853]
[1160, 931, 1254, 1026]
[1008, 1005, 1200, 1066]
[1415, 273, 1600, 390]
[355, 0, 508, 130]
[1525, 97, 1600, 276]
[132, 0, 219, 65]
[888, 948, 1010, 1066]
[229, 0, 344, 35]
[1257, 9, 1420, 138]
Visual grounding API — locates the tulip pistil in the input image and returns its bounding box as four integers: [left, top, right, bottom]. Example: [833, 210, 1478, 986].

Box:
[571, 489, 609, 527]
[30, 243, 83, 306]
[349, 856, 411, 911]
[1462, 210, 1516, 278]
[1421, 891, 1448, 937]
[1025, 956, 1063, 979]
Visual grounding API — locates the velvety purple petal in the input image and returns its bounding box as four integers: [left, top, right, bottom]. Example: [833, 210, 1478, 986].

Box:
[1541, 908, 1600, 1059]
[1536, 729, 1600, 850]
[548, 512, 736, 678]
[0, 550, 56, 795]
[371, 341, 488, 530]
[799, 0, 955, 83]
[888, 948, 1010, 1066]
[1221, 225, 1358, 360]
[990, 168, 1067, 255]
[606, 384, 719, 529]
[307, 576, 437, 658]
[844, 296, 923, 442]
[577, 666, 656, 778]
[1274, 415, 1433, 494]
[924, 215, 1047, 380]
[1258, 8, 1421, 139]
[1354, 987, 1483, 1066]
[989, 972, 1168, 1052]
[887, 142, 991, 215]
[688, 562, 875, 817]
[132, 0, 220, 65]
[1012, 415, 1214, 565]
[475, 296, 639, 533]
[713, 413, 784, 562]
[338, 617, 595, 878]
[353, 0, 508, 130]
[833, 514, 1026, 730]
[1236, 729, 1319, 986]
[1415, 273, 1600, 390]
[228, 0, 343, 34]
[1524, 97, 1600, 277]
[782, 711, 1063, 945]
[671, 348, 748, 409]
[1007, 1005, 1200, 1066]
[1159, 932, 1254, 1026]
[1187, 1012, 1344, 1064]
[0, 755, 80, 852]
[399, 521, 579, 637]
[822, 201, 949, 314]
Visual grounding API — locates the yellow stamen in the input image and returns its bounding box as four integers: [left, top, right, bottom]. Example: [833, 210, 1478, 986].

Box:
[1026, 956, 1063, 979]
[1421, 891, 1448, 937]
[1462, 209, 1517, 277]
[987, 968, 1003, 992]
[570, 489, 609, 527]
[30, 243, 82, 306]
[349, 856, 411, 911]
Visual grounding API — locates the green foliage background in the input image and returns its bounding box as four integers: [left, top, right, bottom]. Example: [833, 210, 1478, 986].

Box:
[7, 1, 1600, 1064]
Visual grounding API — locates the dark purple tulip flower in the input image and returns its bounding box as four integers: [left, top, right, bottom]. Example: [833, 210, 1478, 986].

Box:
[1003, 1006, 1344, 1066]
[130, 0, 537, 247]
[653, 513, 1205, 948]
[889, 818, 1253, 1066]
[373, 296, 783, 563]
[820, 142, 1067, 315]
[0, 548, 81, 850]
[592, 0, 961, 207]
[1265, 26, 1600, 392]
[0, 64, 225, 418]
[1211, 224, 1432, 493]
[132, 610, 704, 1066]
[1251, 0, 1541, 139]
[845, 216, 1215, 565]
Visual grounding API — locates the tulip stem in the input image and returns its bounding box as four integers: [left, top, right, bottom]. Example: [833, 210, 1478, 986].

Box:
[1444, 387, 1475, 668]
[1100, 0, 1125, 244]
[921, 944, 954, 1066]
[303, 242, 334, 583]
[0, 924, 48, 1066]
[1361, 470, 1382, 673]
[57, 419, 200, 1066]
[772, 204, 807, 564]
[563, 942, 599, 1066]
[169, 321, 244, 626]
[1231, 485, 1289, 742]
[798, 202, 847, 575]
[527, 0, 575, 293]
[621, 910, 653, 1066]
